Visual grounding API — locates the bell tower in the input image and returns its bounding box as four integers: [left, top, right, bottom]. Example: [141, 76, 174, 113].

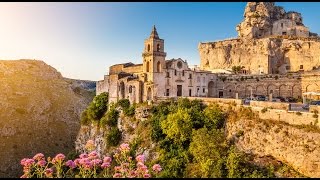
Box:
[142, 25, 166, 78]
[142, 25, 167, 101]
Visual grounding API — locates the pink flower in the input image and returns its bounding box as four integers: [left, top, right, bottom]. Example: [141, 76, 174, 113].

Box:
[137, 162, 144, 167]
[24, 159, 35, 167]
[88, 151, 99, 159]
[122, 162, 129, 167]
[79, 158, 90, 166]
[141, 165, 148, 172]
[103, 156, 112, 163]
[83, 161, 93, 170]
[20, 174, 28, 178]
[91, 159, 102, 166]
[113, 173, 122, 178]
[74, 158, 81, 166]
[101, 162, 111, 169]
[152, 164, 162, 172]
[33, 153, 45, 161]
[45, 168, 53, 177]
[20, 158, 28, 166]
[136, 154, 145, 163]
[54, 153, 65, 161]
[128, 170, 137, 178]
[37, 160, 46, 167]
[114, 166, 122, 172]
[65, 160, 76, 169]
[119, 143, 130, 152]
[143, 173, 151, 178]
[79, 153, 88, 159]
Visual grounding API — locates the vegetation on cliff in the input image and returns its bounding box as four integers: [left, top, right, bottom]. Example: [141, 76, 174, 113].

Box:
[75, 94, 306, 178]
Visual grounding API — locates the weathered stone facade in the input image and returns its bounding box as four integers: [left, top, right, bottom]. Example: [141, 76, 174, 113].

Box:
[97, 2, 320, 103]
[199, 2, 320, 75]
[96, 26, 219, 104]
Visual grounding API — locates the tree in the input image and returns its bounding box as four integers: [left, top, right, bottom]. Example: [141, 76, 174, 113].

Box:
[160, 108, 192, 144]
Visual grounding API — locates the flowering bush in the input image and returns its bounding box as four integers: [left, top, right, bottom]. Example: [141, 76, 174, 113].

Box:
[20, 141, 161, 178]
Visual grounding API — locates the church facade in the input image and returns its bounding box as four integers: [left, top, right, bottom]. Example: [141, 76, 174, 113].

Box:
[96, 26, 219, 104]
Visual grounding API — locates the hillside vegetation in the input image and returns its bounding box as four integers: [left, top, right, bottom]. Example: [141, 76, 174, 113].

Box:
[76, 94, 304, 178]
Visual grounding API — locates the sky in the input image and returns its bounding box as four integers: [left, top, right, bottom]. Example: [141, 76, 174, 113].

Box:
[1, 2, 320, 81]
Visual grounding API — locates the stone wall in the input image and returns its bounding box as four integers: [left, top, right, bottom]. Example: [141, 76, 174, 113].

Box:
[250, 101, 290, 110]
[187, 97, 243, 105]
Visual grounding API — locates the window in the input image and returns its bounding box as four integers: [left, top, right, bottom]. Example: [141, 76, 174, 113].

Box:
[166, 72, 170, 77]
[281, 23, 283, 28]
[129, 86, 132, 93]
[229, 89, 231, 92]
[182, 70, 185, 76]
[189, 73, 192, 79]
[147, 44, 150, 52]
[175, 69, 177, 76]
[157, 44, 160, 52]
[146, 61, 150, 72]
[300, 65, 303, 69]
[189, 89, 192, 96]
[157, 61, 161, 72]
[203, 88, 205, 93]
[177, 61, 182, 69]
[197, 88, 199, 92]
[282, 32, 287, 35]
[166, 89, 170, 96]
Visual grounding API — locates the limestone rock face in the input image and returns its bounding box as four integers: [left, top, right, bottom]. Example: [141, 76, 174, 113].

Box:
[236, 2, 286, 38]
[199, 37, 320, 74]
[200, 2, 320, 74]
[226, 117, 320, 178]
[0, 60, 94, 177]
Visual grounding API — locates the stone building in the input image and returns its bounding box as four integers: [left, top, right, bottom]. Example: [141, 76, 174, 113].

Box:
[96, 26, 219, 104]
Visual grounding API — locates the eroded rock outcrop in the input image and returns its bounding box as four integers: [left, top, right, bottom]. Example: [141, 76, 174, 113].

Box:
[0, 60, 94, 177]
[226, 115, 320, 177]
[199, 2, 320, 75]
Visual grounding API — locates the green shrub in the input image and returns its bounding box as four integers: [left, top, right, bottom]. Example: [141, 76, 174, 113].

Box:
[101, 107, 119, 127]
[117, 99, 130, 110]
[106, 127, 122, 146]
[87, 92, 109, 121]
[124, 106, 135, 117]
[80, 109, 91, 125]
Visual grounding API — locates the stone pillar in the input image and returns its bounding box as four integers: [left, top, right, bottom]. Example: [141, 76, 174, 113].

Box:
[269, 93, 273, 102]
[235, 93, 239, 99]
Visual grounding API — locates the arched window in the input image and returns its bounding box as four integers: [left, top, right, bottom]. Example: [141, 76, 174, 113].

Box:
[189, 73, 192, 79]
[147, 44, 150, 52]
[157, 61, 161, 72]
[129, 86, 132, 93]
[174, 69, 177, 76]
[146, 61, 150, 72]
[157, 44, 161, 52]
[182, 70, 185, 76]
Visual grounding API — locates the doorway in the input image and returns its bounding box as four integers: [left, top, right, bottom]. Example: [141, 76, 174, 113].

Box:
[219, 91, 223, 98]
[177, 85, 182, 96]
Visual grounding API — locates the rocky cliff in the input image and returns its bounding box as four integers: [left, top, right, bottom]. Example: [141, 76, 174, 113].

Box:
[199, 37, 320, 74]
[226, 107, 320, 178]
[199, 2, 320, 74]
[0, 60, 94, 177]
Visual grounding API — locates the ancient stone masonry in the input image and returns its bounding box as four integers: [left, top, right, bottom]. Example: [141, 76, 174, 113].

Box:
[199, 2, 320, 75]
